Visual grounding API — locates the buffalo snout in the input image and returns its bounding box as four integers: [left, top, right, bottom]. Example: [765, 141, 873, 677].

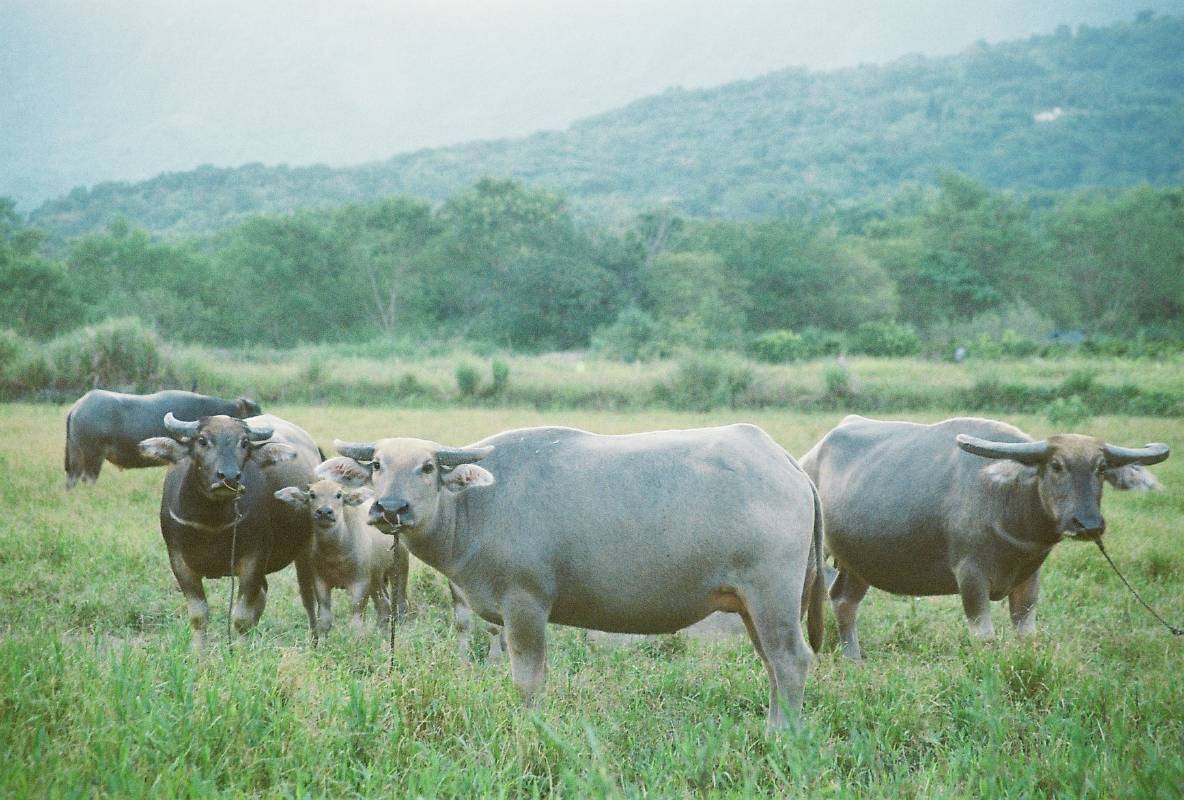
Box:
[1067, 514, 1104, 539]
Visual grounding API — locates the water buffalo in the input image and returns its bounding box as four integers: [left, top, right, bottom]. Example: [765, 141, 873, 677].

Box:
[138, 413, 320, 651]
[317, 423, 825, 729]
[801, 415, 1169, 660]
[65, 389, 261, 489]
[274, 479, 409, 638]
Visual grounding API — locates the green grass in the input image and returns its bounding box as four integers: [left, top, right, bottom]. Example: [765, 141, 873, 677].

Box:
[1, 404, 1182, 797]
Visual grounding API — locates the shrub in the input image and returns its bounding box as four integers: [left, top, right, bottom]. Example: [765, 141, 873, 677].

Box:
[823, 363, 853, 399]
[300, 355, 328, 385]
[800, 327, 845, 358]
[747, 330, 807, 363]
[1046, 395, 1092, 428]
[658, 354, 754, 411]
[489, 359, 510, 396]
[455, 362, 482, 398]
[591, 307, 661, 362]
[850, 320, 919, 357]
[1060, 369, 1096, 397]
[46, 317, 169, 392]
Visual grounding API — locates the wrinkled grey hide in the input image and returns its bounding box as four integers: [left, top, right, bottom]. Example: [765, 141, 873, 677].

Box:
[274, 479, 409, 638]
[800, 415, 1169, 660]
[318, 423, 824, 729]
[138, 414, 319, 651]
[65, 389, 261, 488]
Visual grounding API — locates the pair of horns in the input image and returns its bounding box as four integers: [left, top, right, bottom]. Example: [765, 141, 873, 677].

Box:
[163, 412, 273, 442]
[334, 440, 492, 467]
[957, 434, 1169, 466]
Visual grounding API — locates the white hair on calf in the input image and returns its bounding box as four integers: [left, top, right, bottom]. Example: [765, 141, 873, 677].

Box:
[1105, 464, 1162, 492]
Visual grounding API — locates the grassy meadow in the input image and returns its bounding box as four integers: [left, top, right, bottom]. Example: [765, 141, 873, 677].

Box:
[1, 403, 1182, 797]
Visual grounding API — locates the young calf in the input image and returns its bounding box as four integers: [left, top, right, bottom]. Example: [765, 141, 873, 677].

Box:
[275, 479, 409, 637]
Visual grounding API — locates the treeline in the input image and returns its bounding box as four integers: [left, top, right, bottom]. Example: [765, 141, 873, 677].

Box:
[26, 13, 1184, 238]
[2, 174, 1182, 357]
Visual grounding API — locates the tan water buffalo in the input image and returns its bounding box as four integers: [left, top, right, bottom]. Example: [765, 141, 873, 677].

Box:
[65, 389, 261, 489]
[274, 479, 409, 638]
[317, 423, 825, 729]
[139, 413, 320, 651]
[801, 415, 1169, 660]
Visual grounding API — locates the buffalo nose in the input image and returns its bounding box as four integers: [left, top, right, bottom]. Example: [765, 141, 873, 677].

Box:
[1071, 515, 1104, 537]
[370, 499, 409, 523]
[315, 505, 333, 518]
[215, 469, 241, 483]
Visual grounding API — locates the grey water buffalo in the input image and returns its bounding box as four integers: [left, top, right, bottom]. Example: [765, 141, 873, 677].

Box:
[65, 389, 261, 489]
[801, 415, 1169, 660]
[317, 423, 825, 729]
[274, 479, 409, 638]
[138, 413, 321, 651]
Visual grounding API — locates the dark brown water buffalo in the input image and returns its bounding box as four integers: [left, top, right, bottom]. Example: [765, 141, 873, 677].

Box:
[65, 389, 261, 489]
[317, 423, 825, 729]
[138, 413, 320, 651]
[801, 415, 1169, 660]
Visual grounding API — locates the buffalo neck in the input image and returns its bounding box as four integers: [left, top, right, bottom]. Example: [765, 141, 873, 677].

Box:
[398, 490, 474, 579]
[990, 469, 1061, 551]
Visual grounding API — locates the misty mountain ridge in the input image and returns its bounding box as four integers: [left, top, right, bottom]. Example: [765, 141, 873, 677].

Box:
[25, 14, 1184, 239]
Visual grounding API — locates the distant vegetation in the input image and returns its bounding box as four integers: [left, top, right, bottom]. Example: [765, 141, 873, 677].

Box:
[26, 14, 1184, 238]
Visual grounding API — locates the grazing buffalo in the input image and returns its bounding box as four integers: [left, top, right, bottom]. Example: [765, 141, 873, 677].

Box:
[801, 415, 1169, 660]
[274, 479, 409, 638]
[139, 413, 320, 651]
[65, 389, 261, 489]
[318, 423, 825, 729]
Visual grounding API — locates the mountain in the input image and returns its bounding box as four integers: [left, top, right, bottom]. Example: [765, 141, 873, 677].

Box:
[26, 14, 1184, 239]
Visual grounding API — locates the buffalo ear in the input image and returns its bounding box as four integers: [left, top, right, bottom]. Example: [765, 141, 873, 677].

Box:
[317, 456, 373, 487]
[442, 463, 495, 492]
[1105, 464, 1162, 492]
[253, 442, 297, 467]
[342, 488, 373, 507]
[139, 437, 187, 464]
[274, 486, 309, 509]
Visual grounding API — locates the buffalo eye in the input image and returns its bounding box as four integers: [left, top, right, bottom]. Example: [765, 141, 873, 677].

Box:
[335, 491, 342, 499]
[1095, 462, 1107, 474]
[371, 461, 381, 472]
[239, 436, 249, 449]
[422, 462, 435, 475]
[197, 436, 208, 447]
[1050, 460, 1064, 473]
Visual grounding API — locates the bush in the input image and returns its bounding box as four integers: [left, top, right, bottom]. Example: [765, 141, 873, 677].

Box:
[747, 330, 807, 363]
[823, 363, 854, 399]
[455, 362, 482, 398]
[1060, 369, 1096, 397]
[657, 354, 754, 411]
[489, 359, 510, 396]
[591, 307, 661, 362]
[850, 320, 919, 357]
[1046, 395, 1093, 428]
[800, 327, 845, 358]
[46, 318, 170, 392]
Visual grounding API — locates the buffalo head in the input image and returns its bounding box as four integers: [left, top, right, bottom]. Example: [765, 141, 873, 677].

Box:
[315, 438, 494, 534]
[957, 433, 1169, 540]
[139, 414, 296, 499]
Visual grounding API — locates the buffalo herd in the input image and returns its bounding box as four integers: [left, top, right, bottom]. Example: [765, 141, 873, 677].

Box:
[63, 389, 1170, 729]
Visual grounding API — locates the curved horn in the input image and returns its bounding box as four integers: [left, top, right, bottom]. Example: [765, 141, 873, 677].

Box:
[245, 420, 274, 441]
[437, 445, 494, 468]
[334, 439, 376, 461]
[1102, 442, 1170, 467]
[956, 434, 1051, 465]
[163, 412, 200, 440]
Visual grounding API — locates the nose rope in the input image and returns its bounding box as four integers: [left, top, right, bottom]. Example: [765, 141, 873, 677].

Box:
[226, 493, 241, 647]
[1095, 539, 1183, 636]
[383, 511, 402, 673]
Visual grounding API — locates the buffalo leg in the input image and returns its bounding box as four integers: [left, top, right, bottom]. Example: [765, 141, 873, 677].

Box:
[313, 575, 334, 639]
[232, 558, 268, 635]
[954, 560, 994, 640]
[1008, 569, 1040, 638]
[502, 590, 550, 706]
[294, 552, 319, 642]
[372, 577, 392, 633]
[487, 624, 507, 663]
[348, 581, 369, 635]
[168, 549, 209, 653]
[450, 582, 478, 661]
[830, 569, 870, 661]
[741, 586, 811, 730]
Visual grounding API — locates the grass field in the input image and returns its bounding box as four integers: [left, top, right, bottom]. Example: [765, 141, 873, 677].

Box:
[1, 403, 1182, 797]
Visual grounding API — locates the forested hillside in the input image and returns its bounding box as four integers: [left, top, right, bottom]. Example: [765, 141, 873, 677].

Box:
[27, 14, 1184, 239]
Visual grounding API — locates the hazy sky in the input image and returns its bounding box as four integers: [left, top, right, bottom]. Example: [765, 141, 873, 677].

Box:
[3, 0, 1180, 208]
